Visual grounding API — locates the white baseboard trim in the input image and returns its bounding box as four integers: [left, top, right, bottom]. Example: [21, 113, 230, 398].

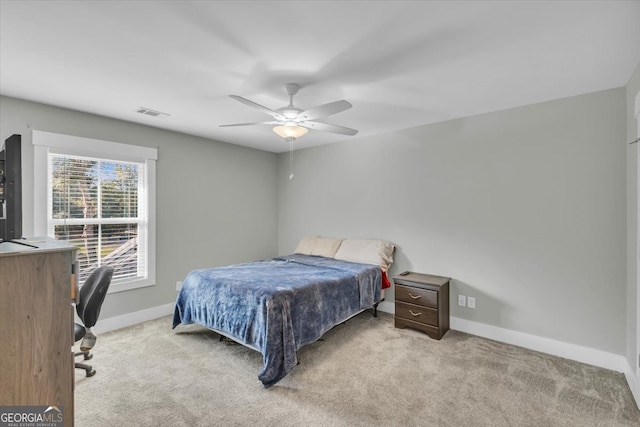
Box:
[94, 303, 174, 334]
[377, 300, 394, 315]
[450, 317, 627, 373]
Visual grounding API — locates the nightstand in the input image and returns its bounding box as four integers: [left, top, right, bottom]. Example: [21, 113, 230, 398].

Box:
[393, 272, 450, 340]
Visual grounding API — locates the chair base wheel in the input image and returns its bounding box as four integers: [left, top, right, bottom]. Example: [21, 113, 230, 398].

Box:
[75, 361, 96, 377]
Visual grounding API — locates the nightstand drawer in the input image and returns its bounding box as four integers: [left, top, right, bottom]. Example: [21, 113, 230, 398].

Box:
[395, 301, 438, 326]
[395, 285, 438, 308]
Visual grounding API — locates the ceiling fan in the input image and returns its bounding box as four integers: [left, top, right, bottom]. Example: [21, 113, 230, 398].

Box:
[220, 83, 358, 139]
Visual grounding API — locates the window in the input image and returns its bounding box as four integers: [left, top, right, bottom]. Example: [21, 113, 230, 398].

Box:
[34, 131, 157, 292]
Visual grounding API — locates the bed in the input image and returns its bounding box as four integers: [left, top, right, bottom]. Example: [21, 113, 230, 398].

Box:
[172, 237, 394, 387]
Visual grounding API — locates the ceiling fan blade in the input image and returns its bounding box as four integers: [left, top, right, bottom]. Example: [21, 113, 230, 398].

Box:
[300, 121, 358, 136]
[297, 100, 352, 121]
[219, 121, 280, 127]
[229, 95, 286, 121]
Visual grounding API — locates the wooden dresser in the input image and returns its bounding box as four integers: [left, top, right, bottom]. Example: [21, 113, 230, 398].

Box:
[0, 239, 77, 426]
[393, 272, 450, 340]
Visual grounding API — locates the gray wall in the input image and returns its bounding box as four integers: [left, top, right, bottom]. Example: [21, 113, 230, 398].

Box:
[626, 63, 640, 378]
[278, 88, 627, 355]
[0, 95, 279, 319]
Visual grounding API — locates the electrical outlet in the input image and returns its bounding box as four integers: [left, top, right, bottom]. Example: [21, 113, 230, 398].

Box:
[176, 281, 182, 291]
[458, 295, 466, 307]
[467, 296, 476, 309]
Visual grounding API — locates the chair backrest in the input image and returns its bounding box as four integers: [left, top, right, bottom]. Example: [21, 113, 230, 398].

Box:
[76, 266, 114, 329]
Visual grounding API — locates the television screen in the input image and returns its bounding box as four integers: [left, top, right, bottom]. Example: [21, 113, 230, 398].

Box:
[0, 134, 23, 241]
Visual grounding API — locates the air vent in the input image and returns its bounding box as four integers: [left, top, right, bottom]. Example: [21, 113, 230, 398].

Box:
[135, 107, 170, 118]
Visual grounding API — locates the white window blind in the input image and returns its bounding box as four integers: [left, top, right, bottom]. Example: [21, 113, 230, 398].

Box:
[49, 153, 147, 285]
[33, 130, 157, 292]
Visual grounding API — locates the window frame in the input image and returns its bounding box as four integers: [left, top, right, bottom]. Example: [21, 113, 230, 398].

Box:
[33, 130, 157, 293]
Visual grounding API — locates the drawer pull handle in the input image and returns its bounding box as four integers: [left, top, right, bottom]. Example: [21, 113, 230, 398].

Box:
[408, 293, 421, 300]
[409, 310, 422, 317]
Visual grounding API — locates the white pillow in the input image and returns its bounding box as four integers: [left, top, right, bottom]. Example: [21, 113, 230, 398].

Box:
[294, 236, 343, 258]
[333, 238, 395, 272]
[294, 236, 317, 254]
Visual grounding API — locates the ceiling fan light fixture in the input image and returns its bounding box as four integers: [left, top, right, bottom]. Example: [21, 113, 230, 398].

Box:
[222, 83, 357, 142]
[273, 124, 308, 139]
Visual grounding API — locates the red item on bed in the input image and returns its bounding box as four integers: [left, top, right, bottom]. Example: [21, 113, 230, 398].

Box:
[381, 271, 391, 289]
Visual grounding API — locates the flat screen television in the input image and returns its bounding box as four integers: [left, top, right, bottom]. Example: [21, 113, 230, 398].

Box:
[0, 134, 23, 241]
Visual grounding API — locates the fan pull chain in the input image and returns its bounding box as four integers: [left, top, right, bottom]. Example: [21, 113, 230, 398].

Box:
[289, 137, 295, 180]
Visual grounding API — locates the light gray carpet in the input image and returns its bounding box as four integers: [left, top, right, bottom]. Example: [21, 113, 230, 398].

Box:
[75, 312, 639, 426]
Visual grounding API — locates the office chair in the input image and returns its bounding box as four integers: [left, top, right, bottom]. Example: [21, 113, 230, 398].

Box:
[74, 265, 114, 377]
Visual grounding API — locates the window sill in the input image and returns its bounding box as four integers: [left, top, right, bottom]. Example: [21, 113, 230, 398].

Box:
[108, 278, 155, 294]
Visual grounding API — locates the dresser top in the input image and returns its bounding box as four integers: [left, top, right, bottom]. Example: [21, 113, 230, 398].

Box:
[393, 271, 451, 287]
[0, 238, 76, 257]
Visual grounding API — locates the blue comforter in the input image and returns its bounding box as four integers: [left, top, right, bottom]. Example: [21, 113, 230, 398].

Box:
[172, 254, 382, 387]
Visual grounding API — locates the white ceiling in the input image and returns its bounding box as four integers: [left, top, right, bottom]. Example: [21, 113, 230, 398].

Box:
[1, 1, 639, 153]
